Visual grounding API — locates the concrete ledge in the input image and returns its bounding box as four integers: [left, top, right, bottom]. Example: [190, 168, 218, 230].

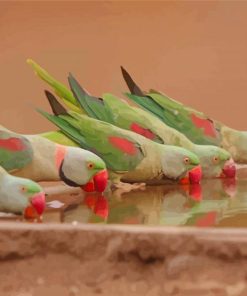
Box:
[0, 223, 247, 295]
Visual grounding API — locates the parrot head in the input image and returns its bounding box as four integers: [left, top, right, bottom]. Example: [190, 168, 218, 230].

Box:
[193, 145, 236, 179]
[59, 147, 108, 193]
[0, 173, 46, 218]
[221, 127, 247, 164]
[160, 146, 202, 184]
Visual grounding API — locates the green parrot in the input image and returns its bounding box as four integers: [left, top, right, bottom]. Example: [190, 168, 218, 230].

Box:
[0, 126, 108, 192]
[27, 59, 234, 179]
[67, 74, 235, 179]
[37, 90, 202, 192]
[0, 166, 45, 218]
[121, 66, 247, 164]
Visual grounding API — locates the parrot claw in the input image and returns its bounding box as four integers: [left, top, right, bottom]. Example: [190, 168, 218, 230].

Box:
[111, 182, 146, 199]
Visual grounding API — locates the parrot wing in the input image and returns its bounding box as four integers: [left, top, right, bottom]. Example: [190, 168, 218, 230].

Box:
[0, 129, 33, 172]
[38, 93, 145, 173]
[68, 73, 113, 122]
[68, 74, 164, 144]
[121, 66, 220, 145]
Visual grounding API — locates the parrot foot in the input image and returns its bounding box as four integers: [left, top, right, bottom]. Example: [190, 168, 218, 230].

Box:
[111, 182, 146, 199]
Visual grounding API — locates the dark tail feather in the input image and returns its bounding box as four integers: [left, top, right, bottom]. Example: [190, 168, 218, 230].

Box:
[120, 66, 145, 96]
[67, 73, 104, 119]
[44, 90, 68, 116]
[68, 72, 92, 97]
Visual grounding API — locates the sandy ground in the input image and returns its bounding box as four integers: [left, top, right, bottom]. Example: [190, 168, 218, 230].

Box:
[0, 224, 246, 296]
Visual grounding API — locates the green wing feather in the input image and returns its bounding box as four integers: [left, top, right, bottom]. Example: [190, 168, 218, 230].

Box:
[0, 130, 33, 172]
[149, 89, 184, 107]
[121, 66, 221, 146]
[147, 93, 221, 145]
[68, 73, 113, 122]
[38, 109, 145, 172]
[68, 74, 164, 144]
[125, 93, 165, 121]
[40, 130, 79, 147]
[102, 93, 165, 144]
[126, 92, 220, 146]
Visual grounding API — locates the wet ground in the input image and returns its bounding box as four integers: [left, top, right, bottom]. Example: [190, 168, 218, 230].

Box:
[1, 175, 247, 228]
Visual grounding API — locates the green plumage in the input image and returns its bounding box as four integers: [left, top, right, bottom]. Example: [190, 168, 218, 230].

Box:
[38, 109, 145, 173]
[27, 59, 82, 113]
[120, 67, 247, 163]
[139, 92, 222, 146]
[65, 74, 231, 179]
[0, 129, 33, 172]
[68, 74, 165, 144]
[121, 66, 222, 146]
[28, 60, 233, 178]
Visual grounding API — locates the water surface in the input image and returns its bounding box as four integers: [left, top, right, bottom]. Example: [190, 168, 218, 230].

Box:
[1, 179, 247, 227]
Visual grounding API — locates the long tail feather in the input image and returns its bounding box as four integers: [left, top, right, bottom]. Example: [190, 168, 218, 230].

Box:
[27, 59, 82, 113]
[68, 73, 98, 118]
[120, 66, 145, 96]
[68, 73, 112, 122]
[44, 90, 68, 116]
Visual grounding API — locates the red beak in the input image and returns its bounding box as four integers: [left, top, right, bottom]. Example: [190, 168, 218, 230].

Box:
[81, 169, 108, 193]
[189, 165, 202, 184]
[31, 192, 46, 215]
[24, 192, 46, 219]
[179, 165, 202, 185]
[220, 159, 236, 178]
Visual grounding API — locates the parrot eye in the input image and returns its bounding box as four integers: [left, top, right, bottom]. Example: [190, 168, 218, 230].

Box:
[87, 162, 94, 169]
[212, 156, 219, 164]
[183, 157, 190, 164]
[21, 186, 27, 192]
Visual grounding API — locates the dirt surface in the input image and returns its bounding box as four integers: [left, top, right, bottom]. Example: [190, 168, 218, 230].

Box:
[0, 224, 246, 296]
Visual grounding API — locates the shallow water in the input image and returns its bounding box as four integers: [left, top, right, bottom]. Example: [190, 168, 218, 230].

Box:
[1, 178, 247, 227]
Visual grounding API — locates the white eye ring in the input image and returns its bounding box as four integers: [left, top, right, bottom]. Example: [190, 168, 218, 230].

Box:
[184, 157, 190, 164]
[212, 156, 219, 164]
[21, 186, 26, 192]
[87, 162, 94, 169]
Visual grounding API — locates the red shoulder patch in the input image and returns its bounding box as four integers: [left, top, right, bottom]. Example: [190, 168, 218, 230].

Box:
[54, 144, 67, 170]
[0, 137, 25, 151]
[130, 123, 155, 140]
[109, 136, 138, 155]
[196, 211, 217, 227]
[190, 113, 217, 137]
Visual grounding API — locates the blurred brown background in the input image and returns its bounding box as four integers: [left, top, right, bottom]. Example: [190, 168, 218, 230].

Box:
[0, 1, 247, 133]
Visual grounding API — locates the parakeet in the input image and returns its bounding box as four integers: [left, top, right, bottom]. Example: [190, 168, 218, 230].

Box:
[121, 66, 247, 164]
[66, 73, 234, 179]
[0, 126, 108, 192]
[37, 91, 202, 191]
[0, 166, 45, 217]
[27, 59, 233, 179]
